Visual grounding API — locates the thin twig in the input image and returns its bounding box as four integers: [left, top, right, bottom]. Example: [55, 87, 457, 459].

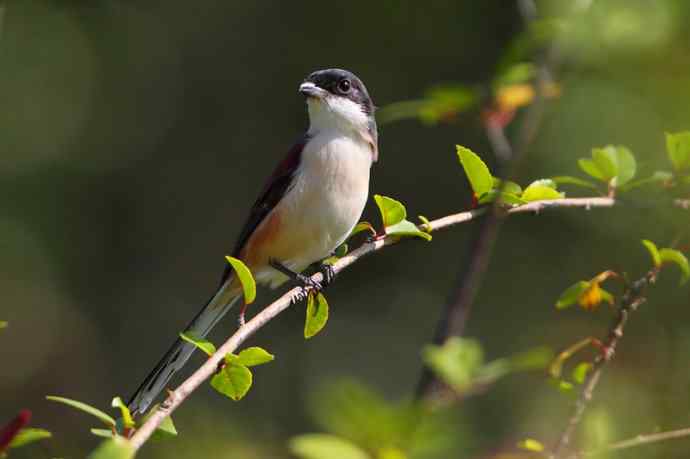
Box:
[128, 196, 615, 452]
[571, 426, 690, 458]
[551, 268, 658, 458]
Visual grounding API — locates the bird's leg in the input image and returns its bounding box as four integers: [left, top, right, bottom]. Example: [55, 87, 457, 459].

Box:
[269, 259, 323, 303]
[318, 263, 336, 286]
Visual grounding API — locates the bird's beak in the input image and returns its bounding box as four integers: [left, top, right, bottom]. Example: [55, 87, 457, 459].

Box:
[299, 82, 327, 99]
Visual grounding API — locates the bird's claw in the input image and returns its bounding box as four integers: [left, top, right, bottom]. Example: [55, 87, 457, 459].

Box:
[319, 263, 336, 286]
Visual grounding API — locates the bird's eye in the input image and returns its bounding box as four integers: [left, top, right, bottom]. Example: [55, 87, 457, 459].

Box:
[338, 79, 351, 93]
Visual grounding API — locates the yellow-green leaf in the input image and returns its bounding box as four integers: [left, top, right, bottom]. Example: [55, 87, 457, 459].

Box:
[304, 292, 329, 339]
[349, 222, 376, 238]
[180, 332, 216, 357]
[517, 438, 545, 452]
[521, 179, 564, 202]
[373, 195, 406, 227]
[210, 363, 253, 401]
[8, 428, 52, 449]
[225, 256, 256, 304]
[641, 240, 661, 267]
[46, 396, 116, 427]
[552, 175, 599, 191]
[87, 438, 134, 459]
[110, 397, 134, 430]
[556, 281, 590, 309]
[457, 145, 493, 197]
[592, 147, 619, 180]
[659, 248, 690, 284]
[236, 347, 275, 367]
[572, 362, 593, 384]
[666, 131, 690, 172]
[289, 434, 369, 459]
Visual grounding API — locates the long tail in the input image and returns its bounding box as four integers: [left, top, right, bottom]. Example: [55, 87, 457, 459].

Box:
[127, 281, 241, 415]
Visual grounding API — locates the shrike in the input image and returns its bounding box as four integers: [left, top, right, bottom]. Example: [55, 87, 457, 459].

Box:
[128, 69, 378, 414]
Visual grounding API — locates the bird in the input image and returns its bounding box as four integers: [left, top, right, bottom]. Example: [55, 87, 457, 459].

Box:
[127, 68, 378, 415]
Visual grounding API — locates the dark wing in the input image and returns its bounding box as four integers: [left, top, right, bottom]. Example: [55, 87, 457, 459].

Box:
[219, 135, 307, 284]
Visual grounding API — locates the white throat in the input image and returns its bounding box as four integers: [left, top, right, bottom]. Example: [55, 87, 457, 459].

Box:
[306, 96, 370, 137]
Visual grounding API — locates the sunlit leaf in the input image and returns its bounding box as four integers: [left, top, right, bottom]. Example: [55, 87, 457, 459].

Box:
[236, 347, 275, 367]
[581, 146, 637, 187]
[210, 362, 253, 401]
[556, 281, 590, 309]
[225, 256, 256, 304]
[8, 428, 52, 448]
[110, 397, 134, 430]
[610, 146, 636, 186]
[334, 243, 349, 258]
[493, 62, 536, 88]
[377, 447, 408, 459]
[572, 362, 593, 384]
[289, 434, 369, 459]
[517, 438, 544, 452]
[641, 240, 661, 267]
[551, 175, 599, 191]
[521, 179, 564, 202]
[666, 131, 690, 172]
[478, 190, 527, 206]
[659, 248, 690, 284]
[46, 396, 116, 427]
[456, 145, 493, 197]
[373, 195, 431, 241]
[87, 438, 134, 459]
[374, 195, 406, 227]
[180, 332, 216, 357]
[305, 292, 329, 339]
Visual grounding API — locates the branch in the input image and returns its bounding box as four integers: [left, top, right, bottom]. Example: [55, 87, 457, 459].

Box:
[128, 196, 614, 452]
[571, 426, 690, 458]
[550, 268, 658, 458]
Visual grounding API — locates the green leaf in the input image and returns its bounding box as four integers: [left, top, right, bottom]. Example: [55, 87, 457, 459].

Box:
[456, 145, 493, 197]
[659, 248, 690, 284]
[619, 170, 673, 192]
[289, 434, 369, 459]
[180, 332, 216, 357]
[46, 396, 116, 427]
[641, 240, 661, 267]
[478, 190, 527, 206]
[374, 195, 406, 227]
[592, 146, 619, 180]
[521, 179, 564, 202]
[551, 175, 600, 191]
[110, 397, 134, 430]
[422, 337, 483, 391]
[385, 219, 432, 241]
[666, 131, 690, 172]
[87, 438, 134, 459]
[556, 281, 590, 309]
[211, 363, 253, 401]
[305, 292, 329, 339]
[8, 428, 52, 449]
[349, 222, 376, 238]
[572, 362, 593, 384]
[611, 146, 636, 186]
[493, 62, 536, 88]
[517, 438, 545, 452]
[493, 177, 523, 196]
[225, 256, 256, 304]
[578, 158, 606, 181]
[236, 347, 275, 367]
[140, 404, 177, 438]
[0, 321, 7, 329]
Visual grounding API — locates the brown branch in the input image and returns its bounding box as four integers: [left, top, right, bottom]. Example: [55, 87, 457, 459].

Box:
[550, 268, 659, 458]
[127, 196, 614, 452]
[570, 426, 690, 458]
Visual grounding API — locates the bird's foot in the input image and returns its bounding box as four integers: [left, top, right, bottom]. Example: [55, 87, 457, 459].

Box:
[319, 263, 336, 286]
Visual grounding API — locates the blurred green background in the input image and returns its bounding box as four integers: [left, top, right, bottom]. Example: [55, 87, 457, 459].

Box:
[2, 0, 690, 457]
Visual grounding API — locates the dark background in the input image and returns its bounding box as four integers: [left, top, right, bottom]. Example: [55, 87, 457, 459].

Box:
[2, 1, 690, 457]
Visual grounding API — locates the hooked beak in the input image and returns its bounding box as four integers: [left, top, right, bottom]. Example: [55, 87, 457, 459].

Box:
[299, 81, 328, 99]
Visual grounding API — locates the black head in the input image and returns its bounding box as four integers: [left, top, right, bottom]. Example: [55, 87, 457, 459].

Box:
[300, 68, 375, 115]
